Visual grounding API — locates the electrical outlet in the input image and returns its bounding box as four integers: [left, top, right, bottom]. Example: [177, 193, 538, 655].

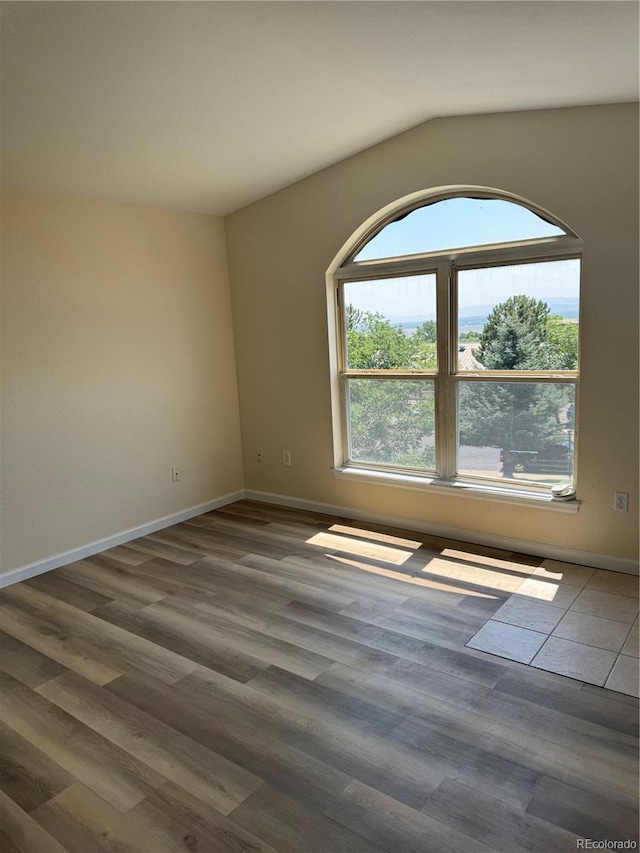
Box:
[614, 492, 628, 513]
[171, 465, 181, 483]
[256, 447, 264, 463]
[281, 450, 291, 467]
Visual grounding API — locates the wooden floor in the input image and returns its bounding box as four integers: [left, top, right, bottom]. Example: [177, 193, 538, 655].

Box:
[1, 500, 638, 853]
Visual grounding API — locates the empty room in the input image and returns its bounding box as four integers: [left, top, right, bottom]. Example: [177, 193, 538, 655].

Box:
[1, 2, 638, 852]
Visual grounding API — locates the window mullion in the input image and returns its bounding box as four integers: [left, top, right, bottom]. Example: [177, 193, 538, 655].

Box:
[435, 262, 455, 479]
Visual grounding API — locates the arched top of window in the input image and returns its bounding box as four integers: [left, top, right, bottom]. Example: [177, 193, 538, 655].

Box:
[346, 189, 579, 264]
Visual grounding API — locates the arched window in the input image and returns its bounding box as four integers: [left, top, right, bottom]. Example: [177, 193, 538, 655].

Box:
[326, 186, 582, 499]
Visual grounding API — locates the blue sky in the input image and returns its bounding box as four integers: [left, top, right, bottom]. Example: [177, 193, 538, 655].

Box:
[355, 197, 564, 261]
[345, 259, 580, 319]
[346, 198, 579, 316]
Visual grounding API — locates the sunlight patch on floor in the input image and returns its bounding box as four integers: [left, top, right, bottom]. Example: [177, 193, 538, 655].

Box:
[515, 577, 563, 603]
[328, 524, 423, 550]
[420, 556, 529, 594]
[441, 548, 530, 574]
[327, 554, 498, 598]
[304, 526, 573, 602]
[306, 531, 413, 565]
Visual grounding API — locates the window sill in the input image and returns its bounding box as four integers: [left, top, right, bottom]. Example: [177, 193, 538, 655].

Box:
[333, 466, 579, 512]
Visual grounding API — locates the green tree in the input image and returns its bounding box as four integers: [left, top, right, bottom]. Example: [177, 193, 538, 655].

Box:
[345, 303, 365, 332]
[346, 313, 412, 369]
[459, 382, 569, 477]
[544, 315, 579, 370]
[478, 295, 550, 370]
[413, 320, 436, 343]
[348, 379, 435, 468]
[411, 320, 438, 369]
[462, 295, 572, 478]
[345, 306, 435, 468]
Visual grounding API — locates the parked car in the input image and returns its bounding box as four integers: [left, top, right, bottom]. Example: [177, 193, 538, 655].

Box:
[500, 444, 573, 474]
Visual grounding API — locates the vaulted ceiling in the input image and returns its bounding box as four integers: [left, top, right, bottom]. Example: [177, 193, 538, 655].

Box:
[1, 1, 638, 214]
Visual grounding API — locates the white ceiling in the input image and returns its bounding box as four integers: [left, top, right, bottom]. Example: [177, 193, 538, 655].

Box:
[1, 1, 638, 215]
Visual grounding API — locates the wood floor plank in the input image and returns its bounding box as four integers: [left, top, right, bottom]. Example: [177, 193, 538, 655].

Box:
[111, 663, 443, 811]
[322, 778, 497, 853]
[0, 789, 70, 853]
[346, 519, 520, 563]
[375, 595, 491, 634]
[230, 783, 389, 853]
[246, 665, 400, 736]
[188, 513, 345, 559]
[31, 782, 175, 853]
[37, 670, 263, 816]
[117, 535, 205, 566]
[174, 667, 447, 810]
[413, 555, 530, 595]
[205, 586, 295, 613]
[431, 547, 535, 576]
[280, 599, 508, 687]
[580, 680, 640, 706]
[279, 600, 431, 659]
[141, 596, 335, 680]
[0, 632, 67, 689]
[23, 574, 112, 612]
[109, 555, 230, 599]
[281, 551, 466, 607]
[0, 672, 163, 811]
[0, 584, 198, 684]
[386, 658, 639, 775]
[217, 500, 349, 527]
[0, 499, 636, 852]
[129, 782, 282, 853]
[388, 716, 540, 809]
[323, 522, 426, 551]
[197, 555, 356, 611]
[494, 669, 639, 737]
[107, 669, 355, 814]
[421, 777, 580, 853]
[0, 720, 73, 813]
[91, 595, 271, 683]
[356, 604, 522, 674]
[94, 544, 156, 567]
[243, 552, 410, 611]
[316, 662, 640, 811]
[56, 558, 170, 604]
[0, 600, 124, 686]
[288, 550, 510, 609]
[349, 606, 477, 648]
[151, 525, 252, 561]
[181, 519, 297, 562]
[526, 775, 639, 843]
[304, 530, 417, 566]
[194, 596, 399, 674]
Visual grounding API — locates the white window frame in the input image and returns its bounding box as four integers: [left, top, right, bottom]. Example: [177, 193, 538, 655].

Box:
[326, 186, 583, 509]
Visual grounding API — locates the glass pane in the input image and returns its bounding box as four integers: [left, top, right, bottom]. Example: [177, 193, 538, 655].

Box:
[343, 275, 437, 371]
[354, 198, 565, 261]
[457, 259, 580, 371]
[458, 381, 575, 484]
[347, 379, 435, 470]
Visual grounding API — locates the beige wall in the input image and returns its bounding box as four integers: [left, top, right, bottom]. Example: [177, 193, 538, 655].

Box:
[225, 103, 639, 563]
[1, 189, 243, 575]
[2, 104, 637, 576]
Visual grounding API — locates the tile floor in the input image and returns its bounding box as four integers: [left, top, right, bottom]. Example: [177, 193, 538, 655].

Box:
[466, 560, 639, 697]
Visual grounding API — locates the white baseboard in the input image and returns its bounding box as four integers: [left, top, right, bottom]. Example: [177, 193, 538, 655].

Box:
[2, 486, 637, 589]
[0, 491, 245, 589]
[245, 489, 640, 576]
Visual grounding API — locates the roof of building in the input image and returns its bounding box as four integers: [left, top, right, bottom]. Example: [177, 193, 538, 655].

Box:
[458, 343, 485, 371]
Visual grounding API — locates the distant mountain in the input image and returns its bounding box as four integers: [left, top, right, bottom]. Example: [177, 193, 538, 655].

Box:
[537, 297, 580, 319]
[388, 296, 579, 329]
